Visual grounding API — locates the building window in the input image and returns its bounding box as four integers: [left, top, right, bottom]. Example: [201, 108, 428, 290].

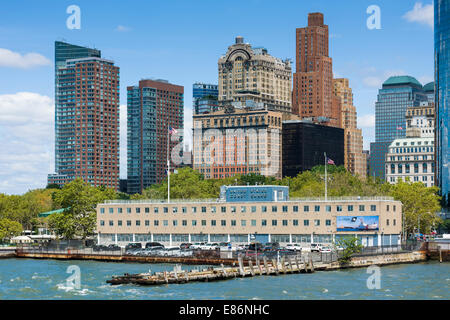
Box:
[293, 219, 299, 226]
[251, 206, 256, 213]
[326, 206, 331, 212]
[293, 206, 299, 212]
[371, 205, 376, 211]
[192, 220, 197, 226]
[100, 208, 105, 214]
[262, 206, 267, 212]
[127, 220, 131, 226]
[145, 220, 149, 226]
[109, 208, 114, 214]
[192, 207, 197, 213]
[272, 220, 277, 226]
[282, 220, 288, 226]
[314, 219, 320, 226]
[100, 220, 105, 226]
[182, 220, 187, 226]
[272, 206, 278, 213]
[241, 220, 246, 227]
[211, 207, 216, 213]
[163, 207, 168, 213]
[118, 208, 123, 213]
[173, 220, 178, 227]
[314, 205, 320, 212]
[262, 219, 267, 226]
[221, 206, 226, 213]
[154, 220, 159, 226]
[231, 220, 236, 226]
[359, 205, 365, 211]
[231, 206, 236, 213]
[118, 220, 122, 226]
[386, 219, 390, 226]
[337, 205, 342, 212]
[202, 220, 206, 226]
[163, 220, 168, 226]
[109, 220, 114, 226]
[154, 207, 159, 213]
[348, 205, 353, 212]
[326, 219, 331, 226]
[145, 207, 149, 213]
[282, 206, 288, 212]
[221, 220, 226, 226]
[241, 206, 246, 213]
[304, 205, 309, 212]
[202, 207, 207, 213]
[127, 208, 131, 214]
[304, 220, 309, 226]
[211, 220, 216, 226]
[251, 220, 257, 226]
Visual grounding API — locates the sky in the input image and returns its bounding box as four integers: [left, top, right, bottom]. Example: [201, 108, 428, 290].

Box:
[0, 0, 434, 195]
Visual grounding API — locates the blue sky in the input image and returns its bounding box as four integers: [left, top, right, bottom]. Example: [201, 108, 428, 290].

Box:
[0, 0, 434, 194]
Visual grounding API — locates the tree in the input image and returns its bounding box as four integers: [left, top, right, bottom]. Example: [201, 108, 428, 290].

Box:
[49, 178, 117, 239]
[388, 180, 442, 236]
[0, 218, 23, 242]
[334, 236, 364, 265]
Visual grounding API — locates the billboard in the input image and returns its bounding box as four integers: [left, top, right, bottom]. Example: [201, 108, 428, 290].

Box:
[336, 216, 379, 232]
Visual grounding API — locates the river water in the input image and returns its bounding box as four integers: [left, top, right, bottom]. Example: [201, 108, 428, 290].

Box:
[0, 258, 448, 299]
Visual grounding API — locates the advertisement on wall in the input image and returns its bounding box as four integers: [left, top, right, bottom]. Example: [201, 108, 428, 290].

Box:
[336, 216, 379, 232]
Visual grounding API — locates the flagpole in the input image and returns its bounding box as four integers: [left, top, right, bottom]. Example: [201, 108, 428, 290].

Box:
[167, 128, 170, 204]
[324, 152, 327, 201]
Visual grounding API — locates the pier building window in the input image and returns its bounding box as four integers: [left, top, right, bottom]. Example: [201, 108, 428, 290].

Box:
[272, 220, 277, 226]
[393, 219, 396, 226]
[251, 206, 257, 213]
[282, 206, 288, 212]
[126, 220, 131, 226]
[359, 205, 365, 211]
[337, 205, 342, 212]
[282, 220, 288, 226]
[118, 220, 122, 226]
[241, 220, 246, 226]
[173, 207, 178, 213]
[202, 206, 207, 213]
[192, 220, 197, 226]
[386, 219, 390, 226]
[262, 206, 267, 212]
[127, 208, 131, 213]
[100, 208, 105, 214]
[221, 220, 226, 226]
[163, 220, 168, 226]
[231, 206, 236, 213]
[172, 220, 178, 227]
[314, 219, 320, 226]
[326, 206, 331, 212]
[136, 220, 140, 226]
[241, 206, 246, 213]
[145, 207, 149, 213]
[100, 220, 105, 226]
[182, 220, 187, 226]
[304, 220, 309, 226]
[211, 220, 216, 226]
[109, 208, 114, 214]
[221, 206, 227, 213]
[314, 206, 320, 212]
[163, 207, 168, 213]
[118, 208, 123, 213]
[262, 219, 267, 226]
[272, 206, 278, 213]
[192, 207, 197, 213]
[109, 220, 114, 226]
[326, 220, 331, 226]
[251, 220, 257, 226]
[136, 208, 140, 213]
[154, 208, 159, 213]
[293, 219, 299, 226]
[293, 206, 299, 212]
[211, 207, 216, 213]
[154, 220, 159, 226]
[202, 220, 206, 226]
[182, 207, 187, 213]
[304, 206, 310, 212]
[370, 205, 376, 211]
[231, 220, 236, 226]
[145, 220, 149, 226]
[347, 205, 353, 212]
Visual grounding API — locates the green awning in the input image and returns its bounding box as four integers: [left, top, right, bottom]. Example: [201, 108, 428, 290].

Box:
[38, 208, 67, 217]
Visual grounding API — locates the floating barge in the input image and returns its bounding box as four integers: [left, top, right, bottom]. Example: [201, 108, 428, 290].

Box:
[106, 256, 315, 286]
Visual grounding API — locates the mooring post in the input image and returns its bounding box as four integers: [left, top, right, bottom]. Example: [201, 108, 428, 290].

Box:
[221, 263, 227, 277]
[238, 255, 245, 276]
[294, 256, 300, 272]
[164, 271, 168, 284]
[280, 257, 286, 274]
[272, 258, 279, 274]
[263, 256, 269, 275]
[439, 247, 443, 263]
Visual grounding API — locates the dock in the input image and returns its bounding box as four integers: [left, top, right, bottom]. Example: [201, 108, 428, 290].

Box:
[107, 256, 315, 286]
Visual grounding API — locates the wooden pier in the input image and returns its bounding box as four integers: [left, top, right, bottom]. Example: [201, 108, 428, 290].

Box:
[106, 256, 315, 286]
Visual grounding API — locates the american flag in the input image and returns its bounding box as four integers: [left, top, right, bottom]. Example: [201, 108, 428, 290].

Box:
[397, 126, 403, 130]
[327, 157, 335, 165]
[169, 127, 178, 135]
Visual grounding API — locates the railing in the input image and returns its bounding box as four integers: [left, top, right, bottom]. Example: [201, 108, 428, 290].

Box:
[103, 196, 395, 205]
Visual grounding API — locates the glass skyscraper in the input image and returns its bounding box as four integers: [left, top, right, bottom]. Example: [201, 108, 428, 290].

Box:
[192, 83, 218, 114]
[127, 79, 184, 194]
[435, 0, 450, 206]
[369, 76, 427, 179]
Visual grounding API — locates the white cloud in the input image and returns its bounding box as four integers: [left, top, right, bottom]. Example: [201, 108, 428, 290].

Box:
[418, 75, 434, 85]
[403, 2, 434, 28]
[362, 76, 383, 88]
[0, 92, 54, 194]
[358, 114, 375, 128]
[0, 48, 51, 69]
[116, 25, 132, 32]
[362, 70, 406, 88]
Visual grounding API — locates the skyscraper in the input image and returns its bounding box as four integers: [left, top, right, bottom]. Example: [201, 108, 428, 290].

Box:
[333, 78, 366, 177]
[369, 76, 428, 179]
[193, 83, 219, 114]
[127, 79, 184, 194]
[293, 13, 340, 127]
[48, 41, 120, 189]
[218, 36, 292, 113]
[435, 0, 450, 206]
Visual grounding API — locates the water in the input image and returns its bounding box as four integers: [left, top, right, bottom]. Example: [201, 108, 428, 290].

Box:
[0, 258, 448, 299]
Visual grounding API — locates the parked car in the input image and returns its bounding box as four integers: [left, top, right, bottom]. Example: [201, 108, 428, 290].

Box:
[248, 242, 263, 251]
[191, 242, 206, 249]
[199, 243, 219, 250]
[107, 244, 121, 251]
[320, 246, 332, 253]
[310, 243, 322, 252]
[126, 243, 142, 250]
[218, 242, 233, 251]
[263, 242, 280, 251]
[145, 242, 164, 249]
[180, 243, 192, 250]
[285, 243, 303, 252]
[162, 246, 182, 256]
[92, 244, 108, 252]
[235, 243, 248, 251]
[143, 246, 164, 256]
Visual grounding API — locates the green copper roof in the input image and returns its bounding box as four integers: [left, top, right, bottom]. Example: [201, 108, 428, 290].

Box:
[383, 76, 422, 87]
[423, 82, 435, 92]
[38, 208, 66, 217]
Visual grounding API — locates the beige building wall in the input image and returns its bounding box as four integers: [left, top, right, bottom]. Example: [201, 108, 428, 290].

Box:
[333, 78, 366, 178]
[97, 198, 402, 246]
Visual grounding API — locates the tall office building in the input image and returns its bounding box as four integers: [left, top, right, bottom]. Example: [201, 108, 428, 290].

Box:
[48, 41, 119, 189]
[293, 13, 340, 127]
[369, 76, 428, 179]
[127, 79, 184, 194]
[192, 107, 284, 179]
[435, 0, 450, 206]
[218, 36, 292, 113]
[333, 78, 366, 177]
[193, 83, 218, 101]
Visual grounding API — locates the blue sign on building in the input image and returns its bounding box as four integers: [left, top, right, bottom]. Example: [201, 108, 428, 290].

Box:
[220, 185, 289, 202]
